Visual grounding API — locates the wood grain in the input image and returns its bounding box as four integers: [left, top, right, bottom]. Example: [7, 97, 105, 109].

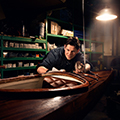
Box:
[0, 70, 114, 120]
[0, 72, 89, 98]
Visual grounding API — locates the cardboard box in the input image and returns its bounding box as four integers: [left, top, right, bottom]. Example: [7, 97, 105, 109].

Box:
[51, 21, 58, 35]
[61, 29, 73, 37]
[51, 21, 61, 35]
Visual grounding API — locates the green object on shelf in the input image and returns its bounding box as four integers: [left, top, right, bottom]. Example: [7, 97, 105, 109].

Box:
[3, 47, 46, 52]
[3, 57, 43, 61]
[47, 33, 68, 38]
[3, 66, 36, 71]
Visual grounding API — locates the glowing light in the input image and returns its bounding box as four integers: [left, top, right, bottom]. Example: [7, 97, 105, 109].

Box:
[96, 13, 117, 21]
[96, 8, 117, 21]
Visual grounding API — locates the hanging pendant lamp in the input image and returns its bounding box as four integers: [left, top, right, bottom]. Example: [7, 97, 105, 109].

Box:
[96, 8, 117, 21]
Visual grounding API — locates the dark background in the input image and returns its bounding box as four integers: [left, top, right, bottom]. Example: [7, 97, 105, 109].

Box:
[0, 0, 120, 36]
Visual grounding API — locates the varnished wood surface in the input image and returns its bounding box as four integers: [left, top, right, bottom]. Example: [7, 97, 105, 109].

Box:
[0, 74, 40, 84]
[0, 72, 90, 98]
[0, 71, 114, 120]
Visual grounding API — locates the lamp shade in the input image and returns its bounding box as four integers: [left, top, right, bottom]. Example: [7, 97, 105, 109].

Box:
[96, 8, 117, 21]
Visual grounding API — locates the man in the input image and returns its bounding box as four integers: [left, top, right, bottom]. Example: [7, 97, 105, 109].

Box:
[36, 37, 93, 74]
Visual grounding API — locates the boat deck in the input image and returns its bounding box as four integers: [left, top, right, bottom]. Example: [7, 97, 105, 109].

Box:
[0, 70, 114, 120]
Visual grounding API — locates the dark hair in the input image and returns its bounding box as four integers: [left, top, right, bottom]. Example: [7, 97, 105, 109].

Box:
[65, 37, 80, 50]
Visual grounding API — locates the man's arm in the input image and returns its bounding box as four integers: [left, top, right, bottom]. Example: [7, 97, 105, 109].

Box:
[36, 49, 58, 74]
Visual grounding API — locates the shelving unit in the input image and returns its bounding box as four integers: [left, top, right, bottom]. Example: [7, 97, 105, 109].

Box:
[0, 35, 47, 78]
[0, 16, 104, 79]
[90, 40, 104, 71]
[46, 16, 73, 47]
[46, 16, 104, 71]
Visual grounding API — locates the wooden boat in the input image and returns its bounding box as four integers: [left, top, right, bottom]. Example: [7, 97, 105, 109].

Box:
[0, 70, 114, 120]
[0, 71, 90, 99]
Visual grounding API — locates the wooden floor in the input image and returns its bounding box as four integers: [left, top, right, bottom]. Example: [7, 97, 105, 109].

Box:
[83, 94, 120, 120]
[83, 95, 112, 120]
[83, 77, 120, 120]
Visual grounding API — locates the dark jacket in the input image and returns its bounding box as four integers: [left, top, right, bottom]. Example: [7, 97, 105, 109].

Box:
[36, 46, 93, 72]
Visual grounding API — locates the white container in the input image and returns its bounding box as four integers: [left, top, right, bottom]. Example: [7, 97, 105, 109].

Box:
[15, 43, 19, 48]
[20, 43, 24, 48]
[9, 42, 14, 47]
[30, 63, 34, 66]
[7, 63, 12, 68]
[18, 62, 23, 67]
[82, 44, 85, 52]
[39, 22, 45, 38]
[3, 64, 7, 68]
[4, 41, 8, 47]
[13, 63, 16, 68]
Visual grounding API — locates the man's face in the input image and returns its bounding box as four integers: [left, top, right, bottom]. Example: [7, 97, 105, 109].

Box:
[64, 44, 79, 60]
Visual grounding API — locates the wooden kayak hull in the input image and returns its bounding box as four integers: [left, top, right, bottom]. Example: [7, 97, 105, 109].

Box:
[0, 72, 90, 98]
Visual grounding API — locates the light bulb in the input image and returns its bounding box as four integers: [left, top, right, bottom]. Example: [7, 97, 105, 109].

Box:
[96, 8, 117, 21]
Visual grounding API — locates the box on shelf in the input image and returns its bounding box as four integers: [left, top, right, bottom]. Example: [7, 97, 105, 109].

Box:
[4, 41, 8, 47]
[18, 62, 23, 67]
[36, 54, 39, 57]
[61, 29, 73, 37]
[14, 43, 19, 48]
[51, 21, 58, 35]
[24, 63, 29, 67]
[9, 42, 14, 47]
[13, 63, 16, 68]
[30, 63, 34, 66]
[3, 64, 7, 68]
[20, 43, 24, 48]
[51, 21, 61, 35]
[85, 48, 91, 52]
[7, 63, 12, 68]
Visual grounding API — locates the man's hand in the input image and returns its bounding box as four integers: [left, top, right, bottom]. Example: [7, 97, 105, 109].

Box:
[74, 61, 91, 74]
[37, 66, 49, 74]
[74, 61, 84, 73]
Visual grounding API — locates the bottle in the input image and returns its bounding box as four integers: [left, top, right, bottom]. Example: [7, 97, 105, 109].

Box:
[39, 22, 44, 39]
[21, 20, 25, 37]
[22, 25, 25, 37]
